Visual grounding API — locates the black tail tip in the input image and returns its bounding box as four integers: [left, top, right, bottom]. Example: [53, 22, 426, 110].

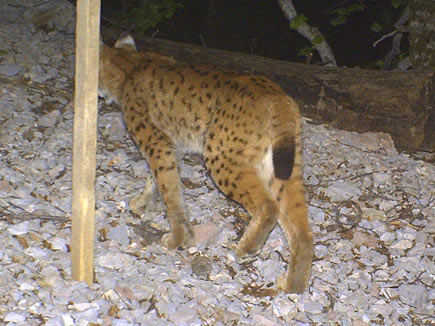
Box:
[273, 144, 295, 180]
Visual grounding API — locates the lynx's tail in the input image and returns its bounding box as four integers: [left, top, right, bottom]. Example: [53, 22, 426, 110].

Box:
[269, 96, 313, 294]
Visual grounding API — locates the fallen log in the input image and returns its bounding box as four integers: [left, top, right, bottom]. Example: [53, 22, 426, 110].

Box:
[103, 32, 434, 152]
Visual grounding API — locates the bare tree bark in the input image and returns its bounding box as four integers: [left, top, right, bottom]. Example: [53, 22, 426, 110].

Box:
[408, 0, 435, 69]
[374, 7, 410, 70]
[277, 0, 337, 66]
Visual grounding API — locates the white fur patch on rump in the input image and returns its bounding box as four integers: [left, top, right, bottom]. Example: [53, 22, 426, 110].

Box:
[257, 145, 273, 186]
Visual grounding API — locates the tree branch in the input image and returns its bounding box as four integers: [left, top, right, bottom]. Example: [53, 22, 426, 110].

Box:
[277, 0, 337, 66]
[373, 6, 410, 70]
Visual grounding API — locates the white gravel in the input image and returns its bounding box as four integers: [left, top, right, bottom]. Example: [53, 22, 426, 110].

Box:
[0, 1, 434, 325]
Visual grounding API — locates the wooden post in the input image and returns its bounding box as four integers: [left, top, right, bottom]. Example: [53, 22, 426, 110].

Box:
[71, 0, 101, 285]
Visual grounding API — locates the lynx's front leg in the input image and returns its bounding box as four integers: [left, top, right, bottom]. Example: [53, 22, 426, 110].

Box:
[129, 174, 159, 216]
[129, 122, 193, 249]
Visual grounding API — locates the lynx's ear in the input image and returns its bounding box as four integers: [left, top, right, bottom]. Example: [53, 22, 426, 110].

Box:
[115, 34, 137, 52]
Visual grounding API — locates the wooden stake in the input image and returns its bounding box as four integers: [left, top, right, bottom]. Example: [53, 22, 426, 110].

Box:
[71, 0, 101, 285]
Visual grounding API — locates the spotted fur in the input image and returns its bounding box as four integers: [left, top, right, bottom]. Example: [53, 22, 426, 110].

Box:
[99, 35, 313, 294]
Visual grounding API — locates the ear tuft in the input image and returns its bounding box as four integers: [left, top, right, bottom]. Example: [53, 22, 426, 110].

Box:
[115, 34, 137, 52]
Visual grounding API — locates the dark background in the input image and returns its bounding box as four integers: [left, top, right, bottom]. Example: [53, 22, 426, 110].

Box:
[100, 0, 406, 68]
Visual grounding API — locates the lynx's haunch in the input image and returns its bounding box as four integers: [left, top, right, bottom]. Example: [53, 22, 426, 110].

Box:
[99, 35, 313, 294]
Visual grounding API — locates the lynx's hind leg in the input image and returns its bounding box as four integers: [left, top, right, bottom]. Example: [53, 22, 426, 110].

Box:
[205, 152, 279, 258]
[271, 139, 313, 293]
[272, 176, 313, 293]
[232, 171, 279, 259]
[262, 95, 313, 294]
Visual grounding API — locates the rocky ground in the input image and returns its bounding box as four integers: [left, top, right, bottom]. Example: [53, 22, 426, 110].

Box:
[0, 1, 434, 325]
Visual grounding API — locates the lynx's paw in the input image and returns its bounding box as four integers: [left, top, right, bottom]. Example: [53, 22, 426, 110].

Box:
[276, 270, 309, 294]
[276, 236, 313, 294]
[161, 222, 194, 250]
[129, 176, 158, 216]
[235, 241, 263, 263]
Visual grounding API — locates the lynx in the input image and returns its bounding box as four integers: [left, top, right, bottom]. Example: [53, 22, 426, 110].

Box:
[99, 35, 313, 294]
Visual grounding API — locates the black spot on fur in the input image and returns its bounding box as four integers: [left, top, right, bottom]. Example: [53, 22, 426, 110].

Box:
[273, 140, 295, 180]
[176, 71, 185, 83]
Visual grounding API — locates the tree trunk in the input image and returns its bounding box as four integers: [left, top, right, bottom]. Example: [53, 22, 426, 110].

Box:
[408, 0, 435, 69]
[103, 32, 434, 153]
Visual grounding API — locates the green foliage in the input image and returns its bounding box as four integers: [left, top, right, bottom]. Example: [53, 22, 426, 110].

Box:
[330, 15, 347, 26]
[297, 47, 313, 57]
[117, 0, 184, 35]
[330, 3, 366, 26]
[370, 22, 383, 32]
[324, 0, 409, 69]
[290, 14, 307, 30]
[391, 0, 407, 9]
[331, 3, 366, 16]
[295, 35, 325, 58]
[312, 35, 325, 46]
[375, 59, 384, 68]
[296, 36, 324, 57]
